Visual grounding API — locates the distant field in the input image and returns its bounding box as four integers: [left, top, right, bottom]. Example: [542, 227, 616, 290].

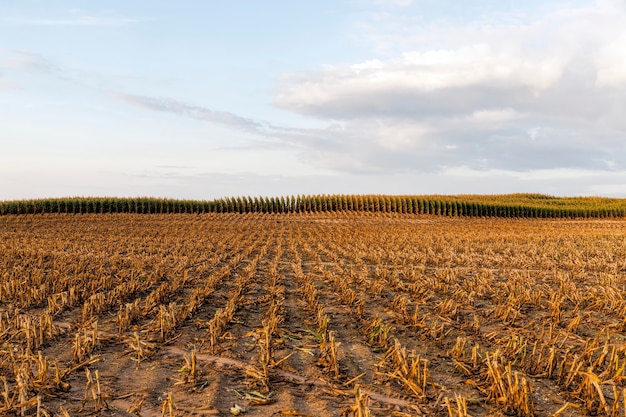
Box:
[1, 212, 626, 416]
[2, 194, 626, 217]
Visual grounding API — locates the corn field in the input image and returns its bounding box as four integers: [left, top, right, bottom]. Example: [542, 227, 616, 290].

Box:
[1, 211, 626, 416]
[2, 194, 626, 217]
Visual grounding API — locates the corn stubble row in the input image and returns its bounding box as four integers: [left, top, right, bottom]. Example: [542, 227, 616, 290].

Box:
[1, 213, 626, 416]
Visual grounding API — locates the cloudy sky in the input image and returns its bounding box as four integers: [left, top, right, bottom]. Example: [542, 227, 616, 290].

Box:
[2, 0, 626, 200]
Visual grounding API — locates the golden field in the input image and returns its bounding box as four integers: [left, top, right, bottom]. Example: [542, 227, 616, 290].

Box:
[1, 212, 626, 416]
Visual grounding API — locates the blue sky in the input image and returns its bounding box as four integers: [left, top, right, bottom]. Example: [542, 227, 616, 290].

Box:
[1, 0, 626, 200]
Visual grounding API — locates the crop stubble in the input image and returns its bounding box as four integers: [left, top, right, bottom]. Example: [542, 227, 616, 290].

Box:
[1, 213, 626, 416]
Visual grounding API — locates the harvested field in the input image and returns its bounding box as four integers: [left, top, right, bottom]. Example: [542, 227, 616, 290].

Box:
[1, 212, 626, 416]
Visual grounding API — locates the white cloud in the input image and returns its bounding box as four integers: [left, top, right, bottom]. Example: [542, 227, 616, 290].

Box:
[467, 109, 523, 124]
[272, 0, 626, 175]
[400, 46, 564, 91]
[371, 120, 432, 150]
[110, 92, 270, 135]
[275, 44, 566, 115]
[595, 33, 626, 87]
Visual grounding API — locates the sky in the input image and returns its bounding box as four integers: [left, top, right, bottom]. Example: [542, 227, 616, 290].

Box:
[1, 0, 626, 200]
